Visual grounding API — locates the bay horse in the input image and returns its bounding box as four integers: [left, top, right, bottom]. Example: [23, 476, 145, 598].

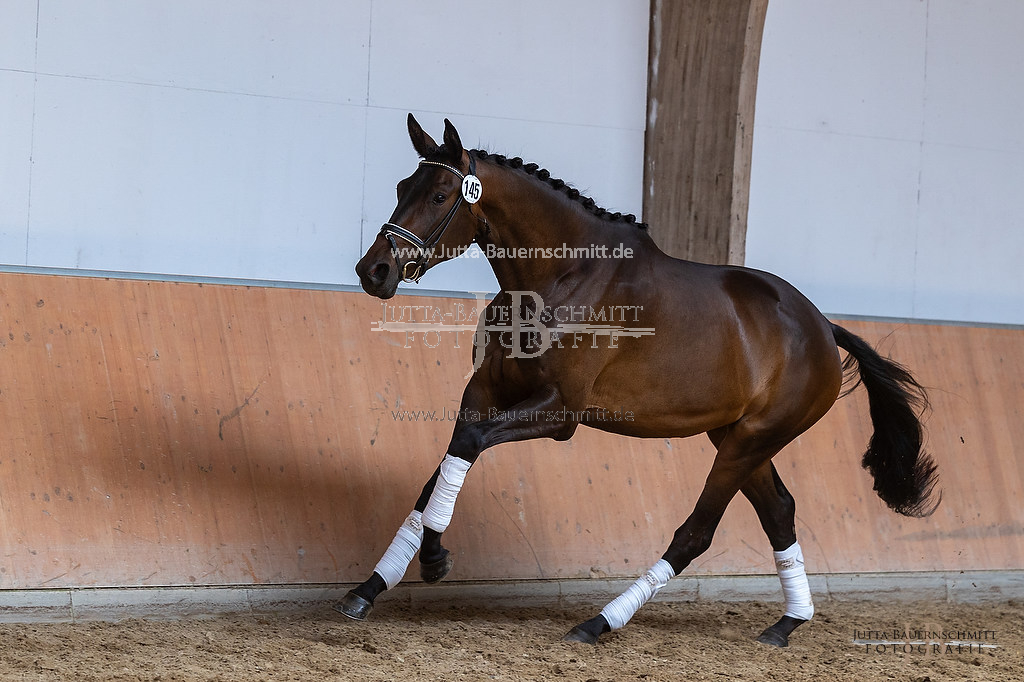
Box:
[342, 115, 938, 647]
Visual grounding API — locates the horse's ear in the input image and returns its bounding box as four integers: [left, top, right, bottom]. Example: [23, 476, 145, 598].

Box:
[442, 118, 464, 161]
[407, 113, 439, 158]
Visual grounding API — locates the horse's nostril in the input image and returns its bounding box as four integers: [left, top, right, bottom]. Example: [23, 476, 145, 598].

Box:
[370, 262, 390, 284]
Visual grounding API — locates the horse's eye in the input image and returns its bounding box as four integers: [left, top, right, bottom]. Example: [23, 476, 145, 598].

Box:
[432, 193, 447, 205]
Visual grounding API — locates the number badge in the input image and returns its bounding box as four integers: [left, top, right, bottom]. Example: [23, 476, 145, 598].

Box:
[461, 175, 482, 204]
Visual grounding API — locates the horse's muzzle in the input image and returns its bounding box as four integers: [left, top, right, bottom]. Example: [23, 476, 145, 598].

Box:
[355, 253, 400, 299]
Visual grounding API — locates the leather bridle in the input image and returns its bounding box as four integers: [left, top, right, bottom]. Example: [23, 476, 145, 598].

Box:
[379, 155, 479, 283]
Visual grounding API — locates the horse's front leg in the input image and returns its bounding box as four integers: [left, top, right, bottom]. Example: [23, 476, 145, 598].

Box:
[336, 384, 572, 621]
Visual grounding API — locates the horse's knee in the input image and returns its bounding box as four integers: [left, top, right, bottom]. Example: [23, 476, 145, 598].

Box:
[447, 423, 485, 460]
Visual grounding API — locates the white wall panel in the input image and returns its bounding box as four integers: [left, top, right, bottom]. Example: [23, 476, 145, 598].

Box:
[925, 1, 1024, 153]
[368, 0, 648, 130]
[28, 75, 362, 282]
[752, 0, 927, 141]
[915, 144, 1024, 324]
[0, 72, 34, 262]
[749, 0, 1024, 324]
[14, 1, 1016, 321]
[0, 0, 36, 72]
[747, 127, 921, 318]
[1, 0, 648, 293]
[0, 0, 36, 264]
[36, 0, 371, 103]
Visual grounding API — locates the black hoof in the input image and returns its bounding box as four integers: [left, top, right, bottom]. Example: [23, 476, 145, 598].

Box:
[757, 615, 807, 648]
[562, 614, 609, 645]
[334, 590, 373, 621]
[757, 626, 790, 647]
[563, 626, 600, 645]
[420, 550, 453, 584]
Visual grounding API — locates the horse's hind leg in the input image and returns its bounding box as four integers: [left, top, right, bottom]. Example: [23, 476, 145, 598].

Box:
[741, 461, 814, 647]
[565, 428, 782, 644]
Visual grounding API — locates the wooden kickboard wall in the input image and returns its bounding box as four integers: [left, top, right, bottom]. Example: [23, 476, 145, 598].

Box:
[0, 272, 1020, 589]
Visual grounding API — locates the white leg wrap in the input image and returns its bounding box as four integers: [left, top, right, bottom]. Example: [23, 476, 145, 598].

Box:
[775, 541, 814, 620]
[373, 511, 424, 589]
[599, 559, 675, 631]
[422, 454, 471, 533]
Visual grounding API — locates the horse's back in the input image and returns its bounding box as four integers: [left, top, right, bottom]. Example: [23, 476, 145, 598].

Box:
[584, 257, 842, 439]
[649, 256, 834, 345]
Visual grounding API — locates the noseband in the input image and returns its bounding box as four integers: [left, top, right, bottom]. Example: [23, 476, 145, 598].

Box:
[380, 156, 480, 283]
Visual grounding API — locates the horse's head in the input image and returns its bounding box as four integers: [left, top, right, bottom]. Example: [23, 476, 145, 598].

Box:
[355, 114, 484, 299]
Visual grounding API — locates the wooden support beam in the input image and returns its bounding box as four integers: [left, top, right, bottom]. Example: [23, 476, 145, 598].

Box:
[644, 0, 768, 265]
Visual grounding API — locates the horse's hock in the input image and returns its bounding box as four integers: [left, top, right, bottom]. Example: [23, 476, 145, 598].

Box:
[0, 271, 1021, 592]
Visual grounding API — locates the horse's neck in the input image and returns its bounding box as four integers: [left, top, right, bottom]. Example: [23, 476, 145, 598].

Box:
[477, 168, 621, 294]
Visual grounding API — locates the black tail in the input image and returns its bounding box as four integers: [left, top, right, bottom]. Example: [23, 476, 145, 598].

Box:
[832, 324, 940, 517]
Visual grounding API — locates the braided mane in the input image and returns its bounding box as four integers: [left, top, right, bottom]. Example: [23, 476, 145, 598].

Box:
[468, 149, 649, 231]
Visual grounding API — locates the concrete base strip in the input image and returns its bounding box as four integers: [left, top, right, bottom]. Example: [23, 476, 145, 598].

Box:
[0, 571, 1020, 623]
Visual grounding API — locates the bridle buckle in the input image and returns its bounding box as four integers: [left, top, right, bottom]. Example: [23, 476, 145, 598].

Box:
[402, 261, 425, 283]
